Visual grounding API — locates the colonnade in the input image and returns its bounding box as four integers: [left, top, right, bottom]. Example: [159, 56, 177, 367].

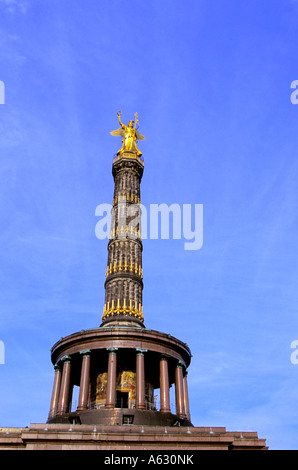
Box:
[48, 348, 190, 422]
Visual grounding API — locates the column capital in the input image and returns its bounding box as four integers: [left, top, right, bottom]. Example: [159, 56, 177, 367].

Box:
[136, 348, 148, 355]
[176, 360, 185, 369]
[160, 354, 170, 360]
[80, 349, 91, 357]
[61, 355, 71, 364]
[54, 364, 61, 371]
[106, 347, 118, 353]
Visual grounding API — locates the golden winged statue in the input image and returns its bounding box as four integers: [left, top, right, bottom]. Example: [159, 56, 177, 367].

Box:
[110, 111, 145, 156]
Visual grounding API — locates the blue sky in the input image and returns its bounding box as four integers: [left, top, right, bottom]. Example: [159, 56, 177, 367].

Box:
[0, 0, 298, 450]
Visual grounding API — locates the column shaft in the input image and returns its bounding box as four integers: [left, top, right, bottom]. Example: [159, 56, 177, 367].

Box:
[136, 349, 146, 410]
[105, 348, 118, 409]
[160, 356, 171, 413]
[183, 372, 191, 421]
[57, 357, 72, 415]
[175, 362, 186, 418]
[48, 365, 62, 419]
[77, 351, 91, 411]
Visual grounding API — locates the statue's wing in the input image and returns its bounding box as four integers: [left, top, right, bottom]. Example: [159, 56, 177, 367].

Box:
[110, 127, 125, 137]
[135, 130, 145, 140]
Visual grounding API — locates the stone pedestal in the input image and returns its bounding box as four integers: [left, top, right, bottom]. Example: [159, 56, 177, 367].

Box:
[0, 423, 268, 450]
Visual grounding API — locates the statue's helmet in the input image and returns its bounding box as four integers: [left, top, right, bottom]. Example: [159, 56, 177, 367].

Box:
[128, 120, 134, 127]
